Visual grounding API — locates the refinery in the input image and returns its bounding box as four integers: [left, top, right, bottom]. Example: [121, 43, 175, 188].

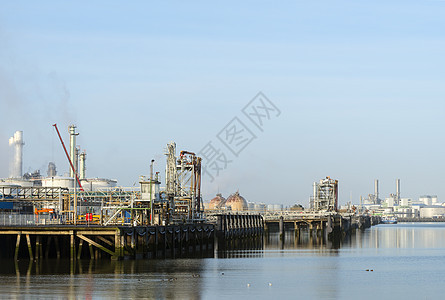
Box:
[0, 124, 382, 260]
[1, 125, 442, 226]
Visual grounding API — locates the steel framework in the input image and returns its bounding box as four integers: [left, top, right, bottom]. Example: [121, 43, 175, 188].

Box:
[165, 143, 203, 223]
[313, 177, 338, 212]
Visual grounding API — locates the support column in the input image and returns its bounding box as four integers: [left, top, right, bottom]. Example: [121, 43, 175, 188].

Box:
[55, 236, 61, 259]
[45, 236, 52, 259]
[279, 216, 284, 241]
[77, 239, 84, 260]
[26, 234, 33, 260]
[113, 231, 121, 260]
[35, 236, 41, 260]
[14, 233, 21, 261]
[70, 232, 76, 261]
[89, 243, 95, 259]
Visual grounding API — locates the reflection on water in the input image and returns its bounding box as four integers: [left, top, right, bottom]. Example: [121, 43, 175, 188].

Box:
[1, 259, 207, 299]
[265, 230, 340, 251]
[1, 223, 445, 299]
[347, 223, 445, 250]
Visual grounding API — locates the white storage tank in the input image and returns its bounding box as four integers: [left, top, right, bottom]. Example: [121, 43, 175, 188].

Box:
[1, 178, 33, 187]
[273, 204, 283, 211]
[81, 178, 117, 191]
[420, 206, 445, 218]
[253, 203, 266, 213]
[42, 176, 74, 189]
[432, 196, 438, 205]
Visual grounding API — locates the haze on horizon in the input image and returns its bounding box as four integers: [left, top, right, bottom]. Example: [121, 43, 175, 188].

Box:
[0, 1, 444, 207]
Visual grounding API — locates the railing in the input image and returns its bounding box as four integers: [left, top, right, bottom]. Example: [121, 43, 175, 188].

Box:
[205, 209, 341, 222]
[0, 213, 65, 226]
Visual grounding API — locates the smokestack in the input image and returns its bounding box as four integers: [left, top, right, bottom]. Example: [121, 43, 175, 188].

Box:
[8, 131, 24, 178]
[396, 179, 400, 200]
[374, 179, 379, 204]
[69, 125, 78, 178]
[79, 150, 86, 180]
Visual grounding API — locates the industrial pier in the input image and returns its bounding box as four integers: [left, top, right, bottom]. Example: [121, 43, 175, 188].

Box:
[263, 212, 380, 241]
[0, 224, 214, 260]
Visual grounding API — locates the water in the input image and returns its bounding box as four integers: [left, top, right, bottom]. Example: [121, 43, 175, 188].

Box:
[2, 223, 445, 299]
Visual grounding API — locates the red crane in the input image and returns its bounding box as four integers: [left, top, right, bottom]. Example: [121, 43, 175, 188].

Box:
[52, 123, 84, 191]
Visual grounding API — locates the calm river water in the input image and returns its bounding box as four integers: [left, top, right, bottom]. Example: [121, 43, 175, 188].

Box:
[1, 223, 445, 299]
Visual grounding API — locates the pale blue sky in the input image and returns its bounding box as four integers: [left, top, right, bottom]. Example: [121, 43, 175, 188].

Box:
[1, 1, 444, 206]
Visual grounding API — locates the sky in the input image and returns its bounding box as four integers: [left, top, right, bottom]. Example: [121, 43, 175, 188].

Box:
[0, 0, 444, 207]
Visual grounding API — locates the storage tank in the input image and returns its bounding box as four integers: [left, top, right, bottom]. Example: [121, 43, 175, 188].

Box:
[420, 206, 445, 218]
[1, 178, 33, 187]
[254, 203, 266, 213]
[81, 178, 117, 191]
[419, 196, 432, 206]
[432, 196, 438, 205]
[273, 204, 283, 211]
[208, 193, 226, 209]
[42, 176, 74, 189]
[225, 191, 248, 211]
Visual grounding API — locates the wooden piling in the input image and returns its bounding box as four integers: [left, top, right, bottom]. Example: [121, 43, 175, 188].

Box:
[45, 236, 52, 259]
[55, 236, 60, 259]
[279, 216, 284, 241]
[26, 234, 33, 260]
[14, 233, 21, 261]
[35, 236, 41, 260]
[89, 243, 94, 259]
[77, 239, 83, 259]
[70, 232, 75, 261]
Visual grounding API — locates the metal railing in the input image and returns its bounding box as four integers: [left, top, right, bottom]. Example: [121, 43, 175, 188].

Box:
[0, 213, 65, 226]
